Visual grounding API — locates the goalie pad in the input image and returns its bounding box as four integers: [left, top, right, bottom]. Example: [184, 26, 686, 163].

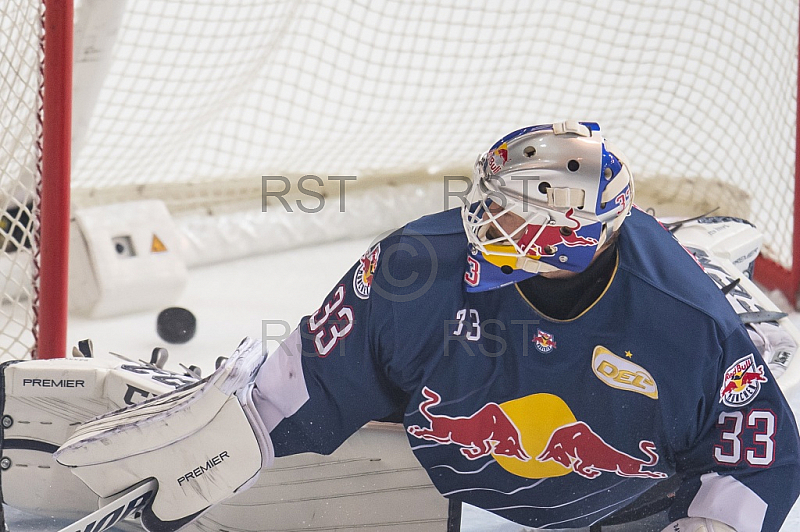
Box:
[54, 337, 273, 532]
[0, 352, 196, 519]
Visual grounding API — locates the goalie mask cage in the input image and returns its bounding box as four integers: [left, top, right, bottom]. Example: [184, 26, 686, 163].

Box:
[1, 0, 799, 360]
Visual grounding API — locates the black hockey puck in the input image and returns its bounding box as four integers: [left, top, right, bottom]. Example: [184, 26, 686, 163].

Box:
[156, 307, 197, 344]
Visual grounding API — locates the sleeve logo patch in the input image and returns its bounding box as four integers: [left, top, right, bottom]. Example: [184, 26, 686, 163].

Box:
[592, 346, 658, 399]
[353, 243, 380, 299]
[720, 353, 768, 407]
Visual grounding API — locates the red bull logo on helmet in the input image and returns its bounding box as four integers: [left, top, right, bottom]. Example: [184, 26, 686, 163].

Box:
[518, 208, 599, 258]
[408, 389, 667, 481]
[719, 353, 768, 407]
[488, 142, 509, 174]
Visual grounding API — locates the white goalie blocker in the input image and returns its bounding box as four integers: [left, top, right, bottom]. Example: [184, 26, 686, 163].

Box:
[53, 337, 273, 531]
[0, 347, 196, 519]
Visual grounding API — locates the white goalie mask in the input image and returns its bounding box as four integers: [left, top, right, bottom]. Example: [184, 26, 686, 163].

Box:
[462, 121, 634, 275]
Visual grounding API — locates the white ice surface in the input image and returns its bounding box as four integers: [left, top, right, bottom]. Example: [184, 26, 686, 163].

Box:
[59, 235, 800, 532]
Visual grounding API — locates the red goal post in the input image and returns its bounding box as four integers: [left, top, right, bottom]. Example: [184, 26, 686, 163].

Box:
[38, 0, 73, 360]
[2, 1, 800, 361]
[0, 0, 71, 360]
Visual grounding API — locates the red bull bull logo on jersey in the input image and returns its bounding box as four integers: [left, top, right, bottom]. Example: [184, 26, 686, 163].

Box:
[719, 353, 768, 407]
[536, 421, 667, 480]
[353, 243, 380, 299]
[407, 387, 530, 461]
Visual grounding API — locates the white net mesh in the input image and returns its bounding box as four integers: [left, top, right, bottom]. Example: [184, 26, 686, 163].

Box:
[71, 0, 798, 268]
[0, 0, 41, 361]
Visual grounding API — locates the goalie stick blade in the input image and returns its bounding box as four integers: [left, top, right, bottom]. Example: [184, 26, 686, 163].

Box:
[57, 478, 157, 532]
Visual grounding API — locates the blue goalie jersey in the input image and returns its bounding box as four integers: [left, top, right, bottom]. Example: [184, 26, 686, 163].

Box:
[265, 207, 800, 531]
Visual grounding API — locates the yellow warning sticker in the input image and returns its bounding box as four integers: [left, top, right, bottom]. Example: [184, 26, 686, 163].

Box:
[151, 234, 167, 253]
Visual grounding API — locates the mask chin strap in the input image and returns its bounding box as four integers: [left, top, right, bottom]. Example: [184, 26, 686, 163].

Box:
[596, 224, 610, 252]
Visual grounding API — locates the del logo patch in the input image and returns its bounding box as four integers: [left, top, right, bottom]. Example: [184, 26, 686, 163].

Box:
[592, 346, 658, 399]
[534, 329, 556, 353]
[720, 353, 768, 407]
[354, 243, 380, 299]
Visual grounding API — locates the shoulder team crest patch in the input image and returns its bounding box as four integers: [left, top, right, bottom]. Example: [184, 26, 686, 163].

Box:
[719, 353, 769, 407]
[534, 329, 556, 353]
[354, 243, 380, 299]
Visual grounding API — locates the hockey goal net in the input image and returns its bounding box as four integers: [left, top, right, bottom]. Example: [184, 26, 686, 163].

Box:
[2, 0, 799, 360]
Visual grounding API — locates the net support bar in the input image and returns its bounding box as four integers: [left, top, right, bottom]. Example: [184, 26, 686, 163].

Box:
[37, 0, 72, 359]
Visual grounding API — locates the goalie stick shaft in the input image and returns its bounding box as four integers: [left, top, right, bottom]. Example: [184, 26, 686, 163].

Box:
[57, 478, 157, 532]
